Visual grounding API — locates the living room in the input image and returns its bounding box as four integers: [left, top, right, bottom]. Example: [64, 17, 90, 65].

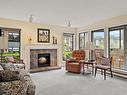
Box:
[0, 0, 127, 95]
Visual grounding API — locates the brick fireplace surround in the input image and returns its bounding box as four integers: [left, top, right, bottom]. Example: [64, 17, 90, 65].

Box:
[30, 49, 57, 68]
[23, 44, 62, 73]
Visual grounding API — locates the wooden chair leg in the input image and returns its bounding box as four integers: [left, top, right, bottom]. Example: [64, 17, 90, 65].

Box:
[110, 68, 113, 77]
[92, 64, 94, 75]
[95, 67, 97, 77]
[104, 70, 106, 80]
[87, 64, 88, 69]
[101, 69, 103, 75]
[83, 63, 85, 74]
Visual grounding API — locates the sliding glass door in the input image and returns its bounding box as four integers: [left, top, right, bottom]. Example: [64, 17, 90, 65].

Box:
[109, 26, 126, 70]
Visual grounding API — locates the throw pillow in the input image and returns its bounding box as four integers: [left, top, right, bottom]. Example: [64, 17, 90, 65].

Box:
[1, 63, 18, 71]
[0, 70, 20, 82]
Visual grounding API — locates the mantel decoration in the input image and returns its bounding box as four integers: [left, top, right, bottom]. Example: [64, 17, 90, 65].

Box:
[52, 36, 57, 44]
[28, 36, 32, 44]
[37, 28, 50, 43]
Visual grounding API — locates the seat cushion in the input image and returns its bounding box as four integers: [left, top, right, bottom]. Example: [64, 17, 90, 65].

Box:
[95, 65, 110, 69]
[0, 79, 28, 95]
[68, 62, 79, 65]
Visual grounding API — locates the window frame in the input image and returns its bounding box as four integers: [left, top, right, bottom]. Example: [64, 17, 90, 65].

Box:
[79, 32, 88, 49]
[91, 29, 104, 49]
[63, 33, 74, 51]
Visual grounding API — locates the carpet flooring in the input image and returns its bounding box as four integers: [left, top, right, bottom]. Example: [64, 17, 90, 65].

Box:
[31, 68, 127, 95]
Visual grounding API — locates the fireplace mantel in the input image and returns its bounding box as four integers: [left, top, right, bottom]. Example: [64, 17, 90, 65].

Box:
[25, 44, 58, 49]
[23, 44, 62, 72]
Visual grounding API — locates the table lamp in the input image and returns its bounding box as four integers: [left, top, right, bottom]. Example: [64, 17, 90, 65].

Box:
[86, 41, 94, 60]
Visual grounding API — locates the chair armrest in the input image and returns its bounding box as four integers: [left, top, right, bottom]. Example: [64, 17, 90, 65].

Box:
[16, 59, 24, 64]
[88, 59, 95, 62]
[19, 59, 24, 64]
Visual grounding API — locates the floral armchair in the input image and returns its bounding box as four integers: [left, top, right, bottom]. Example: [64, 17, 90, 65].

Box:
[6, 56, 25, 69]
[0, 63, 35, 95]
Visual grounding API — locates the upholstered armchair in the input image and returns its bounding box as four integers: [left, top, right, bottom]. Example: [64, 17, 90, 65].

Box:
[66, 50, 85, 73]
[0, 63, 35, 95]
[5, 56, 25, 69]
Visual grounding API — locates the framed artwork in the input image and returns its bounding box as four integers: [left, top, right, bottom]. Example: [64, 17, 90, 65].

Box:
[37, 28, 50, 43]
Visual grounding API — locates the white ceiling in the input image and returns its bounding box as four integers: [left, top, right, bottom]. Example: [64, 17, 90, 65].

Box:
[0, 0, 127, 27]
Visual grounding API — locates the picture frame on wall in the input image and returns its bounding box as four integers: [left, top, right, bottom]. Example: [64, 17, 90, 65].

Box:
[37, 28, 50, 43]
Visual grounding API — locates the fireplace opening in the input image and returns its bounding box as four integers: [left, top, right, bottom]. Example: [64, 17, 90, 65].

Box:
[38, 53, 50, 67]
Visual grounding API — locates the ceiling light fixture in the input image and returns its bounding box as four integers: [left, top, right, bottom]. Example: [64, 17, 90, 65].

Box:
[67, 20, 71, 27]
[29, 14, 34, 23]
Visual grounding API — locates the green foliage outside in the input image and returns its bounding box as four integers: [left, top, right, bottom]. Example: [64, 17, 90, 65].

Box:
[1, 51, 20, 62]
[63, 43, 72, 60]
[97, 43, 104, 49]
[63, 51, 72, 60]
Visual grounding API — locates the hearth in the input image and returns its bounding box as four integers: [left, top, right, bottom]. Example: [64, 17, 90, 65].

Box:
[38, 53, 50, 67]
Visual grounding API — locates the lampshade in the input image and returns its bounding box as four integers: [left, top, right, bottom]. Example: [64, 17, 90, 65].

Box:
[67, 20, 71, 27]
[86, 42, 94, 50]
[0, 39, 5, 49]
[0, 33, 8, 50]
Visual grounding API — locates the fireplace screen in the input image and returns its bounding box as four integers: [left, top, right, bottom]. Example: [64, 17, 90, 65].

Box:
[38, 53, 50, 67]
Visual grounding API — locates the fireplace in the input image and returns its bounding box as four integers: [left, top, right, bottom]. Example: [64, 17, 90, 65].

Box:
[30, 49, 57, 69]
[38, 53, 50, 67]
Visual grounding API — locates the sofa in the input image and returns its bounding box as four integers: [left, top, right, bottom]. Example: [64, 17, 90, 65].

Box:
[0, 63, 36, 95]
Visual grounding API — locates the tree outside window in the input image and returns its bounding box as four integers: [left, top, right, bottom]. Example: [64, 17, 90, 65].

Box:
[63, 33, 74, 60]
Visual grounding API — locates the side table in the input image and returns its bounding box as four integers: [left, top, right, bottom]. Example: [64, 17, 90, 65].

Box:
[80, 60, 95, 75]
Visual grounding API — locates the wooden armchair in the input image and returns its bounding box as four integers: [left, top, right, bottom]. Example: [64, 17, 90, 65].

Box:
[94, 49, 104, 64]
[95, 57, 113, 80]
[66, 50, 85, 73]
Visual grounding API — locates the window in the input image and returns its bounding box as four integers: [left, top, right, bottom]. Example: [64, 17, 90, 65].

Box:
[109, 26, 125, 70]
[63, 33, 74, 60]
[91, 29, 104, 49]
[8, 32, 20, 42]
[79, 32, 88, 49]
[109, 29, 124, 49]
[8, 31, 20, 52]
[0, 29, 20, 63]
